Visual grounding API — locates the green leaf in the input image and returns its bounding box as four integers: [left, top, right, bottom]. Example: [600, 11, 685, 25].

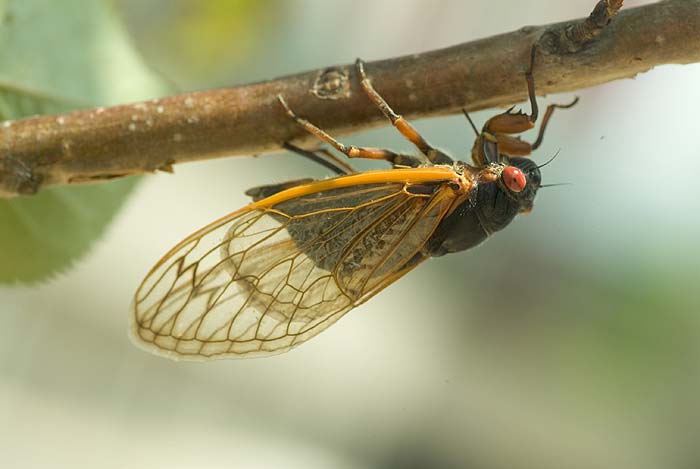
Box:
[115, 0, 284, 88]
[0, 0, 167, 283]
[0, 179, 140, 283]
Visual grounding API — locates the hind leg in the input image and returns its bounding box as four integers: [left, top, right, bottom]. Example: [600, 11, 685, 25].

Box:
[278, 96, 425, 168]
[355, 59, 453, 165]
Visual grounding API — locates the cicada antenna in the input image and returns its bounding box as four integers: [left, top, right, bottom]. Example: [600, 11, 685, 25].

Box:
[537, 149, 561, 169]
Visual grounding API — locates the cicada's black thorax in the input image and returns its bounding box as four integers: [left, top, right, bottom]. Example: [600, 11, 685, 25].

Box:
[426, 157, 541, 257]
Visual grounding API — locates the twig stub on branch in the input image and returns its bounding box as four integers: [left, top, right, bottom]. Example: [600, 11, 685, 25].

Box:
[554, 0, 626, 53]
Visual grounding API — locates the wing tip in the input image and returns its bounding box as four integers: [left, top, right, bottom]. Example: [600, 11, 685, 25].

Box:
[128, 300, 190, 362]
[128, 300, 296, 361]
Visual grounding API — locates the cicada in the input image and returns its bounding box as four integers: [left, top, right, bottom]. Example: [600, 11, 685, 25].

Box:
[131, 49, 576, 360]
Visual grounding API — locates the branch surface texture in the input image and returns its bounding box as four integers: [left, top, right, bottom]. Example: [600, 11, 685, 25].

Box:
[1, 0, 698, 197]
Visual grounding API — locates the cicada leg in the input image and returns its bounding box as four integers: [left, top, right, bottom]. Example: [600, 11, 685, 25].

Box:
[530, 98, 579, 150]
[251, 144, 358, 204]
[282, 142, 356, 176]
[355, 59, 453, 165]
[470, 45, 579, 165]
[278, 95, 425, 169]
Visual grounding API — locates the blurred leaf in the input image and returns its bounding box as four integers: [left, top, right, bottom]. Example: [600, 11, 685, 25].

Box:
[113, 0, 284, 88]
[177, 0, 277, 68]
[0, 180, 140, 283]
[0, 0, 166, 283]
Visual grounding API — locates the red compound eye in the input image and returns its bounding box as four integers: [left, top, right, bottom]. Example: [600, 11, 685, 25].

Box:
[502, 166, 527, 193]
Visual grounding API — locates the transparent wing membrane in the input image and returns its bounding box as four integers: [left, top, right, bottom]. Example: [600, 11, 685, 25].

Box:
[132, 180, 458, 360]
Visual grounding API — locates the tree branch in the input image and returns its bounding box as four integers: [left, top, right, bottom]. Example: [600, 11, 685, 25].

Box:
[1, 0, 698, 197]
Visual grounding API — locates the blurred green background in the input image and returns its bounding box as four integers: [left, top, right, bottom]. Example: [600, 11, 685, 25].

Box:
[2, 0, 699, 468]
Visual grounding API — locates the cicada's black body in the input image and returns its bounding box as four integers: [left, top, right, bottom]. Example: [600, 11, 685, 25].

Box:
[426, 156, 542, 257]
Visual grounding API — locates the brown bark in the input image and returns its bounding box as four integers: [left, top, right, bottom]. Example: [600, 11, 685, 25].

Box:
[1, 0, 698, 197]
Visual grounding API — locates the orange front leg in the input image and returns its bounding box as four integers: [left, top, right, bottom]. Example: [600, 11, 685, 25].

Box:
[470, 45, 577, 165]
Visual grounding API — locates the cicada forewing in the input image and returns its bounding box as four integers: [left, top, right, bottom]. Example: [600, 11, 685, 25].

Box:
[131, 167, 470, 360]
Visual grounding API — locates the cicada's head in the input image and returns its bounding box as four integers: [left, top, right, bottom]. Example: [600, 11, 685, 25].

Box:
[497, 156, 542, 214]
[470, 157, 541, 237]
[427, 157, 543, 257]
